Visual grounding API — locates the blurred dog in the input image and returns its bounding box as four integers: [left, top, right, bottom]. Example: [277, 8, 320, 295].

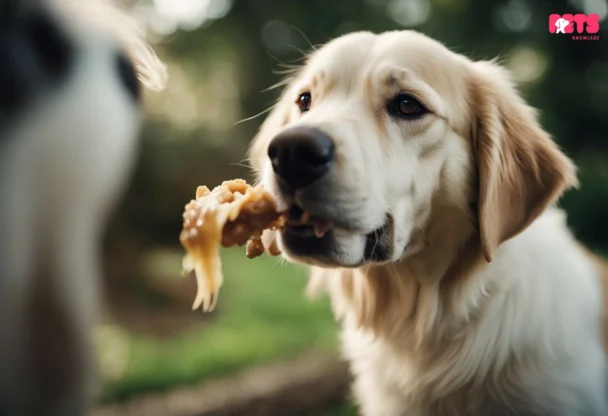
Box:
[251, 31, 608, 416]
[0, 0, 165, 414]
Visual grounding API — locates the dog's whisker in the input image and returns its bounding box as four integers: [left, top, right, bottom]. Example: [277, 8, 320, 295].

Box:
[263, 78, 291, 91]
[287, 25, 317, 52]
[229, 162, 257, 171]
[364, 229, 381, 264]
[271, 69, 301, 77]
[240, 157, 267, 166]
[277, 62, 305, 69]
[286, 44, 311, 59]
[233, 106, 275, 126]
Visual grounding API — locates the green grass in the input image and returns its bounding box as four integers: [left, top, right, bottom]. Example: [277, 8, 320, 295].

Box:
[97, 248, 339, 403]
[325, 402, 358, 416]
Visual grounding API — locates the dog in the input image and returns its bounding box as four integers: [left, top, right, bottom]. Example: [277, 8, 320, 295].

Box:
[250, 30, 608, 416]
[0, 0, 165, 414]
[555, 17, 570, 34]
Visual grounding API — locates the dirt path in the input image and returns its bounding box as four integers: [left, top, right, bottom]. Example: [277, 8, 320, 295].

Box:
[93, 352, 350, 416]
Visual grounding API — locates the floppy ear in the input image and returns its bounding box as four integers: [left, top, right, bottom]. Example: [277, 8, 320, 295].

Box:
[61, 0, 168, 91]
[469, 61, 578, 262]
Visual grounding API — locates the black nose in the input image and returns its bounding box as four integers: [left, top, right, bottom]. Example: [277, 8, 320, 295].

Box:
[0, 7, 73, 118]
[268, 127, 334, 190]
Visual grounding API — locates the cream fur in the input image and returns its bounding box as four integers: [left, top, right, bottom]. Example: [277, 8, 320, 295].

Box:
[250, 30, 608, 416]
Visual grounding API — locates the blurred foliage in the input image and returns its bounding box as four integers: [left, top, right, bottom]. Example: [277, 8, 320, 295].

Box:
[99, 0, 608, 409]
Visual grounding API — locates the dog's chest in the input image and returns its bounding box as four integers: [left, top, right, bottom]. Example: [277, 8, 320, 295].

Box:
[340, 324, 607, 416]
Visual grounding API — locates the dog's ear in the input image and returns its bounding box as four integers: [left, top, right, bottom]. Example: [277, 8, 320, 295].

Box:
[469, 61, 578, 262]
[248, 81, 297, 176]
[56, 0, 168, 91]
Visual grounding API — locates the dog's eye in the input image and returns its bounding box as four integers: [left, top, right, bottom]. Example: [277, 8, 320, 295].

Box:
[387, 94, 427, 118]
[298, 92, 311, 112]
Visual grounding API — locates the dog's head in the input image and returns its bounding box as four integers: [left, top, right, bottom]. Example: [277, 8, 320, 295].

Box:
[250, 30, 577, 268]
[0, 0, 166, 219]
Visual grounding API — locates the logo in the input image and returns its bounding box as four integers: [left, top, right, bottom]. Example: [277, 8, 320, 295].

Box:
[549, 14, 600, 40]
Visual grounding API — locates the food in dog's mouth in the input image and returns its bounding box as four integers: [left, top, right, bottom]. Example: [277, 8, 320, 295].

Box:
[285, 205, 334, 238]
[179, 180, 336, 312]
[281, 208, 395, 266]
[179, 179, 286, 312]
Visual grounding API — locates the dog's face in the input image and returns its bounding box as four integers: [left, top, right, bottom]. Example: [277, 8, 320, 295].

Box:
[251, 30, 576, 268]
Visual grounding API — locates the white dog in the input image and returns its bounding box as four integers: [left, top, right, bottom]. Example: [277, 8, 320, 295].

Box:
[555, 17, 570, 34]
[0, 1, 165, 414]
[250, 30, 608, 416]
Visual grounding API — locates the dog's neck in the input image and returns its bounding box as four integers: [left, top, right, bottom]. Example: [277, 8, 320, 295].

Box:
[323, 202, 488, 351]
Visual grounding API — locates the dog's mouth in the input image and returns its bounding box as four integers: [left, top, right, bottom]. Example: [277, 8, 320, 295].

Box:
[280, 204, 395, 266]
[284, 205, 335, 238]
[362, 214, 395, 263]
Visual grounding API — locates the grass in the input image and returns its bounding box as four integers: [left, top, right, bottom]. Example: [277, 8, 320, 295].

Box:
[325, 402, 359, 416]
[97, 247, 340, 403]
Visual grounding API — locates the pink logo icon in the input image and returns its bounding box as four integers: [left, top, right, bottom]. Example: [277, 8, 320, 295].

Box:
[549, 14, 600, 40]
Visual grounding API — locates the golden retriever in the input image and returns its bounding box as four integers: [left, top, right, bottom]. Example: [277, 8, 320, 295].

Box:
[250, 30, 608, 416]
